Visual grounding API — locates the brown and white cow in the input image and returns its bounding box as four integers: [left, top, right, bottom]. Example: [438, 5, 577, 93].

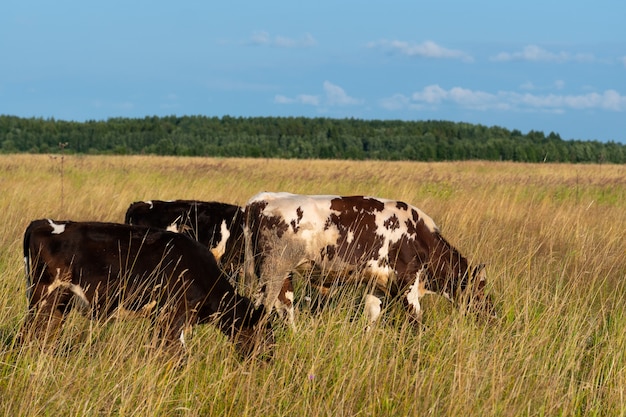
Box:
[21, 219, 273, 358]
[125, 200, 245, 277]
[244, 192, 494, 329]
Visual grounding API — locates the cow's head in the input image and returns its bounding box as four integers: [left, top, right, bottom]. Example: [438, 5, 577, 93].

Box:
[429, 262, 495, 319]
[425, 235, 496, 319]
[446, 263, 496, 319]
[231, 306, 275, 360]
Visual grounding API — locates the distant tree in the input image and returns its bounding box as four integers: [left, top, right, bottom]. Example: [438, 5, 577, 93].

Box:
[0, 115, 624, 163]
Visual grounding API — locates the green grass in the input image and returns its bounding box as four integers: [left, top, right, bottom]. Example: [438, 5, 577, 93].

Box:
[1, 155, 625, 416]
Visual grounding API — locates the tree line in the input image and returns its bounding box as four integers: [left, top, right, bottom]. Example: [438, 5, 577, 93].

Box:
[1, 114, 624, 163]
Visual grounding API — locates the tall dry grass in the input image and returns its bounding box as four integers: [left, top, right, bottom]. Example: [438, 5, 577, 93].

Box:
[1, 155, 625, 416]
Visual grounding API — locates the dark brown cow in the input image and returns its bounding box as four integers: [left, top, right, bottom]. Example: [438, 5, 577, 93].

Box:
[21, 219, 272, 358]
[125, 200, 245, 276]
[244, 192, 494, 329]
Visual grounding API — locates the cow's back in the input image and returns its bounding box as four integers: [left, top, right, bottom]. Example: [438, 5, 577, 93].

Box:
[245, 192, 439, 278]
[125, 199, 245, 269]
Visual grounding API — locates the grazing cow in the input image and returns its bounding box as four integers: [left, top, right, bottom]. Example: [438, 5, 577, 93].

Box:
[21, 219, 273, 359]
[244, 192, 494, 329]
[125, 200, 245, 277]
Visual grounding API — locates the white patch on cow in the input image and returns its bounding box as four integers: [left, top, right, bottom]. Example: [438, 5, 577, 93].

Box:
[405, 281, 420, 313]
[146, 200, 154, 209]
[280, 291, 296, 331]
[47, 219, 66, 234]
[47, 269, 64, 294]
[210, 220, 230, 262]
[179, 329, 186, 347]
[405, 266, 432, 322]
[165, 215, 183, 233]
[256, 193, 343, 270]
[46, 274, 91, 310]
[364, 294, 382, 328]
[372, 200, 439, 236]
[69, 283, 90, 310]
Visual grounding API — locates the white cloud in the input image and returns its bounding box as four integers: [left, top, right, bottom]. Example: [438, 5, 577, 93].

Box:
[274, 95, 293, 104]
[389, 84, 626, 113]
[411, 84, 447, 104]
[368, 39, 473, 62]
[250, 31, 270, 45]
[275, 81, 361, 107]
[380, 94, 412, 110]
[520, 80, 565, 91]
[323, 81, 362, 106]
[274, 94, 320, 106]
[298, 94, 321, 106]
[491, 45, 594, 63]
[510, 90, 625, 111]
[249, 31, 316, 48]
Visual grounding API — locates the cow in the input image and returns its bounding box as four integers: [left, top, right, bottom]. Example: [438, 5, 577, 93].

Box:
[124, 200, 245, 278]
[20, 219, 273, 359]
[244, 192, 494, 330]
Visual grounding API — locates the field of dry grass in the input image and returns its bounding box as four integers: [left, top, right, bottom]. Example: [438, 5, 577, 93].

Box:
[1, 154, 625, 416]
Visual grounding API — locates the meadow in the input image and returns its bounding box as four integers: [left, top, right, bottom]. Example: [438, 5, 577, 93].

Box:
[1, 154, 625, 416]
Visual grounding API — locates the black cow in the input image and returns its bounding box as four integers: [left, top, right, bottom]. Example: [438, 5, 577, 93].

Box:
[244, 192, 494, 329]
[21, 219, 273, 358]
[125, 200, 245, 277]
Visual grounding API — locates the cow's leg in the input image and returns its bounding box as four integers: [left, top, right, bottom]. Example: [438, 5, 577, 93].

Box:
[256, 244, 301, 330]
[404, 265, 433, 324]
[363, 288, 385, 331]
[20, 286, 71, 346]
[275, 274, 296, 331]
[153, 301, 193, 354]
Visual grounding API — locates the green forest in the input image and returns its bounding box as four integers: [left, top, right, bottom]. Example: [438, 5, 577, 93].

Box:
[1, 114, 625, 163]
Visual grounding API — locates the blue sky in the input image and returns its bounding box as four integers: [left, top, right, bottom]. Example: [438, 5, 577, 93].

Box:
[2, 0, 625, 142]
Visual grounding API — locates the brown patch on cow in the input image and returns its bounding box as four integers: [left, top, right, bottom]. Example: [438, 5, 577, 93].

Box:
[327, 197, 387, 264]
[277, 279, 293, 307]
[290, 206, 304, 233]
[251, 201, 290, 239]
[384, 214, 400, 231]
[396, 201, 408, 211]
[320, 244, 337, 262]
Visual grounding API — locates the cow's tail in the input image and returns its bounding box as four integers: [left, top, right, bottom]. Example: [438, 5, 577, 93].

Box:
[242, 222, 255, 298]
